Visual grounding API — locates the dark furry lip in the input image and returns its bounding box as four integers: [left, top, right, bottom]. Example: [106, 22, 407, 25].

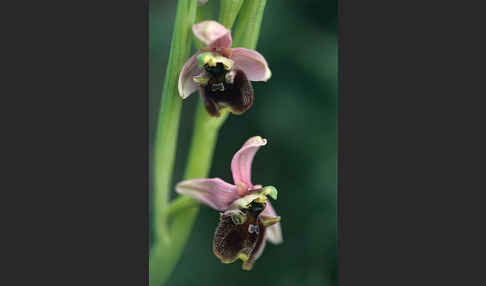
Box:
[213, 209, 266, 270]
[200, 69, 254, 117]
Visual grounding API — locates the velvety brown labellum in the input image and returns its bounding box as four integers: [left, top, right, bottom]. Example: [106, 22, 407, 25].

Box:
[213, 209, 266, 270]
[200, 69, 254, 117]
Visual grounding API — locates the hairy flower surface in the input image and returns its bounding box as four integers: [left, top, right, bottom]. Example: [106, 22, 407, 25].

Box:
[176, 136, 282, 270]
[178, 21, 272, 117]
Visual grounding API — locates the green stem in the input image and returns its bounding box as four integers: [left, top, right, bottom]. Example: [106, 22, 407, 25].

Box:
[219, 0, 245, 29]
[150, 0, 197, 285]
[196, 0, 214, 22]
[153, 102, 229, 285]
[153, 0, 198, 245]
[167, 193, 199, 216]
[164, 105, 229, 216]
[184, 106, 230, 179]
[150, 206, 198, 286]
[233, 0, 268, 49]
[158, 0, 268, 283]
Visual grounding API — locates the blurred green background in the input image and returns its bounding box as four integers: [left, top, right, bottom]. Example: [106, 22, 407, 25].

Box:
[150, 0, 337, 285]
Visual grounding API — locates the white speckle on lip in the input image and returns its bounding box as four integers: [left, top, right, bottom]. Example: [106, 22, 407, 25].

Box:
[248, 224, 260, 234]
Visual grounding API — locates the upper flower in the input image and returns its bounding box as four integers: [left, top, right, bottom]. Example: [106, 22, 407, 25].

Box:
[178, 21, 272, 117]
[176, 136, 282, 270]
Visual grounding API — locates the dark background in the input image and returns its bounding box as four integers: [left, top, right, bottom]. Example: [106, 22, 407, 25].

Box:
[150, 0, 337, 285]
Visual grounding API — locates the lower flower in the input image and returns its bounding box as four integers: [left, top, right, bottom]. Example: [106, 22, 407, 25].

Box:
[175, 136, 282, 270]
[213, 187, 280, 270]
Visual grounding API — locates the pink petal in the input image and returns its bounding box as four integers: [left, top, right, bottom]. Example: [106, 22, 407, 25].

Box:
[230, 48, 272, 82]
[175, 178, 239, 211]
[231, 136, 267, 189]
[197, 0, 208, 7]
[193, 21, 232, 49]
[178, 52, 201, 99]
[262, 201, 283, 244]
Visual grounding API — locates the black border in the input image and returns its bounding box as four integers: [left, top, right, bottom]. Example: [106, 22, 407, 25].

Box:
[340, 0, 485, 285]
[10, 0, 149, 284]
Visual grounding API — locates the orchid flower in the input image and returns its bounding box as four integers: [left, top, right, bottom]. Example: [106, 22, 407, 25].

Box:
[176, 136, 282, 270]
[198, 0, 208, 6]
[178, 21, 272, 117]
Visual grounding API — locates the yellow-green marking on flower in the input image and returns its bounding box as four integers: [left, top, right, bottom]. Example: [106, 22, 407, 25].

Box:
[197, 52, 234, 70]
[175, 137, 282, 270]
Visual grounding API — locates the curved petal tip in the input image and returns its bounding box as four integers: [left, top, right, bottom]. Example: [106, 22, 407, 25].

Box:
[178, 52, 201, 99]
[193, 21, 232, 49]
[231, 136, 268, 188]
[231, 48, 272, 82]
[244, 136, 267, 147]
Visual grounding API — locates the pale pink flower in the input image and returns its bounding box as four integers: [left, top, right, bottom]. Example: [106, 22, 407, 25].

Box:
[176, 136, 282, 270]
[178, 21, 272, 117]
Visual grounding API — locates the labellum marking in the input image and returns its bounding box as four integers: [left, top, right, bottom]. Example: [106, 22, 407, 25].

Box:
[198, 61, 253, 117]
[213, 199, 269, 268]
[248, 224, 259, 234]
